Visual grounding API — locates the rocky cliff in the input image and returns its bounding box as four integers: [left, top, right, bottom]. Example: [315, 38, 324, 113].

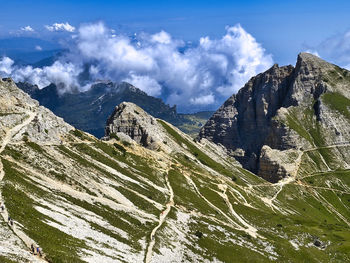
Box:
[200, 53, 350, 182]
[105, 102, 167, 150]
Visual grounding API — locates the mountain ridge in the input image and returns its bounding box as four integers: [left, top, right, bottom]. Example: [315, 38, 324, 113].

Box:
[200, 52, 350, 182]
[17, 81, 213, 138]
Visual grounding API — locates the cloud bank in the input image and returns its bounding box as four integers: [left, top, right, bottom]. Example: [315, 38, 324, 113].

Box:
[0, 22, 273, 111]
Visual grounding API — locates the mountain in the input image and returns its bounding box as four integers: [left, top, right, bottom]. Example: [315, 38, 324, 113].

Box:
[17, 81, 213, 138]
[200, 53, 350, 182]
[1, 74, 350, 262]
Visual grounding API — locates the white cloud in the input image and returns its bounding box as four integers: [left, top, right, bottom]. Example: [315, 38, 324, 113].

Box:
[123, 74, 162, 96]
[35, 45, 43, 51]
[0, 57, 82, 94]
[45, 22, 75, 32]
[21, 26, 34, 32]
[151, 31, 172, 44]
[0, 22, 273, 111]
[0, 57, 14, 74]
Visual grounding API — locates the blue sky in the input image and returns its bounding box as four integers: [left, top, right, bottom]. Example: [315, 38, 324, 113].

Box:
[1, 1, 350, 112]
[1, 0, 350, 64]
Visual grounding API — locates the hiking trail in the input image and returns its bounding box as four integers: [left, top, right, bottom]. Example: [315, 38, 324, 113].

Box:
[144, 172, 174, 263]
[0, 111, 46, 262]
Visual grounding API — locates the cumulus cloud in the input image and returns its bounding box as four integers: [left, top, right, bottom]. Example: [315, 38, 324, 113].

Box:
[0, 22, 273, 111]
[45, 22, 75, 32]
[21, 26, 34, 32]
[35, 45, 42, 51]
[0, 57, 83, 94]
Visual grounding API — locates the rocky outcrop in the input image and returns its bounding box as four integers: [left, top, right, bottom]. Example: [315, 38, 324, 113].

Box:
[105, 102, 166, 149]
[200, 53, 350, 182]
[0, 78, 73, 144]
[258, 145, 302, 183]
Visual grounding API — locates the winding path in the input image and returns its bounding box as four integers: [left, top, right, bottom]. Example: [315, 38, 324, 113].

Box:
[144, 172, 174, 263]
[218, 184, 259, 238]
[0, 111, 46, 262]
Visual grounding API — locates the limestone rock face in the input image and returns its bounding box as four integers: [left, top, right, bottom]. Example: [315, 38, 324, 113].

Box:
[0, 78, 73, 144]
[200, 53, 350, 182]
[105, 102, 165, 149]
[259, 145, 302, 183]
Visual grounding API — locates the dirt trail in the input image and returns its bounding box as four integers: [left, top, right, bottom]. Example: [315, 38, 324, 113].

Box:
[304, 142, 350, 152]
[0, 111, 46, 262]
[261, 151, 304, 213]
[184, 175, 244, 231]
[294, 182, 350, 194]
[218, 184, 259, 238]
[145, 172, 174, 263]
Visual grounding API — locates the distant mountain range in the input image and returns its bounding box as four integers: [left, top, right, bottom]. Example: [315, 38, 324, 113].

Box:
[17, 81, 213, 138]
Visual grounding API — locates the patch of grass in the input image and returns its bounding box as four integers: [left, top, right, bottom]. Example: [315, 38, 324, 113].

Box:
[57, 145, 106, 175]
[116, 186, 160, 215]
[121, 140, 131, 147]
[49, 170, 66, 182]
[93, 141, 166, 189]
[0, 112, 12, 117]
[70, 129, 94, 141]
[323, 66, 350, 86]
[2, 147, 23, 161]
[158, 120, 233, 178]
[285, 110, 313, 143]
[186, 218, 269, 262]
[197, 183, 228, 213]
[0, 255, 18, 263]
[114, 143, 127, 155]
[94, 141, 123, 158]
[168, 169, 218, 215]
[322, 92, 350, 120]
[109, 133, 120, 140]
[305, 151, 324, 170]
[25, 141, 45, 154]
[71, 129, 84, 138]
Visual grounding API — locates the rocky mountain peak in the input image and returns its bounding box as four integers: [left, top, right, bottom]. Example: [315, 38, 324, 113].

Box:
[200, 53, 350, 182]
[105, 102, 166, 149]
[296, 52, 332, 70]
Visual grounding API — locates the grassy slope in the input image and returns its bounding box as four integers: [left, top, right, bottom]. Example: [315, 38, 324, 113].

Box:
[0, 118, 349, 262]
